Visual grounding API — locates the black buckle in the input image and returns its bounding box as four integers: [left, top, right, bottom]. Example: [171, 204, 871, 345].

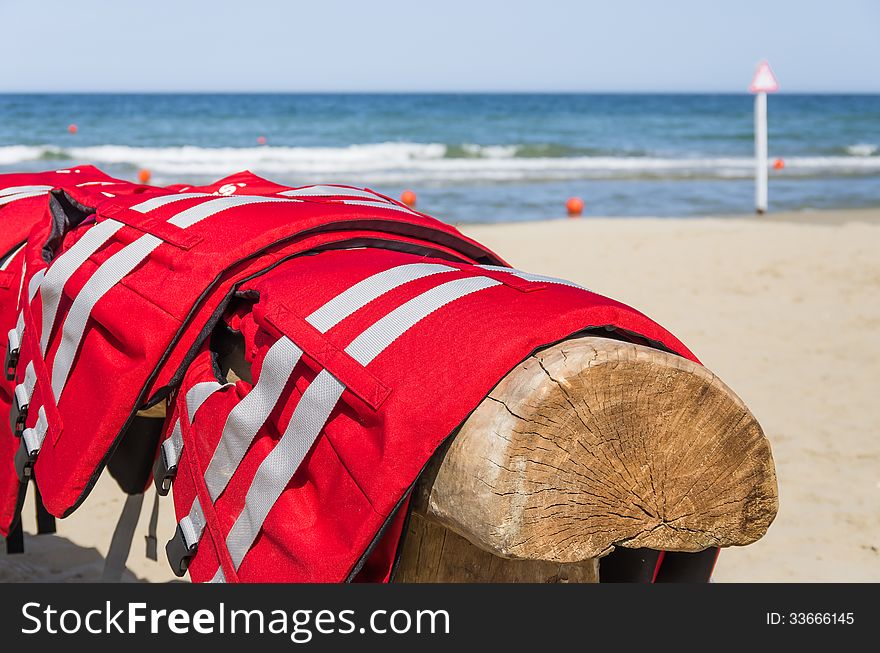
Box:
[152, 446, 176, 497]
[165, 523, 196, 577]
[10, 392, 27, 439]
[4, 344, 19, 382]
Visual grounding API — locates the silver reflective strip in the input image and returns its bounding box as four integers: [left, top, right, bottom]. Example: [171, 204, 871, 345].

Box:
[0, 192, 45, 207]
[0, 185, 52, 197]
[185, 381, 230, 423]
[161, 420, 183, 472]
[14, 269, 46, 343]
[207, 567, 225, 583]
[167, 196, 296, 229]
[278, 186, 386, 200]
[306, 263, 454, 333]
[223, 274, 499, 569]
[14, 361, 37, 408]
[0, 243, 25, 272]
[334, 199, 417, 215]
[346, 276, 501, 366]
[203, 336, 303, 501]
[50, 234, 164, 397]
[128, 193, 212, 213]
[21, 406, 48, 455]
[477, 264, 590, 291]
[162, 381, 229, 474]
[225, 369, 346, 569]
[39, 219, 126, 355]
[179, 498, 206, 550]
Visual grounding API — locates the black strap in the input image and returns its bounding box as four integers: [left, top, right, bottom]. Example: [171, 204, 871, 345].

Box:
[145, 490, 160, 561]
[33, 479, 55, 535]
[5, 481, 28, 554]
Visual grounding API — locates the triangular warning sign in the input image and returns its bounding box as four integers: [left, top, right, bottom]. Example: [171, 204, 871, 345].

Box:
[750, 61, 779, 93]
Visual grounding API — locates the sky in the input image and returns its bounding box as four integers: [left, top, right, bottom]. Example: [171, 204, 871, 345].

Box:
[1, 0, 878, 93]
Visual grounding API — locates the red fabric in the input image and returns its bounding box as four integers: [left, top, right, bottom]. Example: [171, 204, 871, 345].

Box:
[170, 247, 698, 582]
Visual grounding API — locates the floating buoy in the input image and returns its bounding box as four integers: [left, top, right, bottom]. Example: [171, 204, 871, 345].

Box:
[67, 124, 78, 135]
[401, 190, 417, 208]
[257, 136, 267, 145]
[566, 196, 584, 217]
[773, 158, 785, 170]
[137, 169, 152, 184]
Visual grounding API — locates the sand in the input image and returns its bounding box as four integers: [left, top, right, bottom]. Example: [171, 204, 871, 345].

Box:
[2, 208, 878, 582]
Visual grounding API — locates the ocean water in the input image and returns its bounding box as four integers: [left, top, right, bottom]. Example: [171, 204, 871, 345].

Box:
[1, 93, 878, 222]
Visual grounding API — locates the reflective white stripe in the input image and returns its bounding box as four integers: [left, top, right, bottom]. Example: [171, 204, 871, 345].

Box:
[0, 192, 45, 207]
[201, 262, 455, 505]
[50, 197, 277, 401]
[179, 498, 206, 550]
[160, 420, 183, 473]
[306, 262, 455, 333]
[166, 196, 297, 229]
[129, 193, 212, 213]
[477, 265, 590, 292]
[203, 336, 303, 501]
[0, 243, 25, 271]
[13, 269, 46, 346]
[225, 369, 345, 569]
[207, 567, 225, 583]
[161, 381, 229, 475]
[346, 276, 501, 365]
[51, 234, 164, 397]
[0, 185, 52, 197]
[21, 406, 48, 455]
[334, 199, 418, 216]
[223, 274, 500, 570]
[39, 219, 126, 355]
[278, 186, 386, 200]
[14, 361, 36, 410]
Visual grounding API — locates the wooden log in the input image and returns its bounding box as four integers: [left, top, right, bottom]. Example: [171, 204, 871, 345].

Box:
[412, 335, 778, 563]
[395, 513, 599, 583]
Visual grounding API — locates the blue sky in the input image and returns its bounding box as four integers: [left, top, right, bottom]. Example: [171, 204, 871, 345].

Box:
[1, 0, 878, 92]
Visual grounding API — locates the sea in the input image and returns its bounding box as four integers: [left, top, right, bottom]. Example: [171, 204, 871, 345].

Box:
[1, 93, 878, 222]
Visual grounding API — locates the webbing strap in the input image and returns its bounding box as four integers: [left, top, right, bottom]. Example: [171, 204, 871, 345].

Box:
[4, 481, 28, 554]
[39, 218, 126, 355]
[0, 189, 51, 207]
[223, 275, 500, 570]
[0, 185, 53, 197]
[277, 186, 385, 200]
[477, 264, 591, 291]
[102, 493, 145, 582]
[145, 489, 160, 561]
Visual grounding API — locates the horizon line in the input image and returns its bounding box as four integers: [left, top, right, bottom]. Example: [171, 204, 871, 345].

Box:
[2, 89, 879, 96]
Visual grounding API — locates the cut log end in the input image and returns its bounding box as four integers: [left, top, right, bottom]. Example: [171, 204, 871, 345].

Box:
[415, 335, 778, 564]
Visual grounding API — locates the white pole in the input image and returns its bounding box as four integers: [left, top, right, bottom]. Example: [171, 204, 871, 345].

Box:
[755, 91, 768, 214]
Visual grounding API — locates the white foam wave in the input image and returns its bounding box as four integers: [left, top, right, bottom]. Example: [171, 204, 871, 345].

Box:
[1, 143, 879, 184]
[845, 143, 878, 157]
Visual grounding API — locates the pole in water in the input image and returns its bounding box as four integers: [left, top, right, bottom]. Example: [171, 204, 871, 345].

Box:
[754, 92, 768, 214]
[749, 61, 779, 215]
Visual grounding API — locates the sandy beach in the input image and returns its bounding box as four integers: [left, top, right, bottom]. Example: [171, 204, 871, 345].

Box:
[2, 207, 878, 583]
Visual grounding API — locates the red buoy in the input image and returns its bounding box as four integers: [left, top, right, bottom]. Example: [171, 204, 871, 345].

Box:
[773, 158, 785, 170]
[138, 169, 152, 184]
[401, 190, 417, 208]
[257, 136, 267, 145]
[67, 124, 78, 135]
[566, 196, 584, 217]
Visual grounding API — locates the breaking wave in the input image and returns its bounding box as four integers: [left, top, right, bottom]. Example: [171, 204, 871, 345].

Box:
[2, 142, 879, 184]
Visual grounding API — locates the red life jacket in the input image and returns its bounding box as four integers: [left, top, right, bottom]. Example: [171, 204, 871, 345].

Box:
[0, 167, 145, 535]
[162, 245, 699, 582]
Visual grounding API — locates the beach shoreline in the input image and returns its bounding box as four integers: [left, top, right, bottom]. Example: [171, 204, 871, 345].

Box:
[2, 206, 878, 582]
